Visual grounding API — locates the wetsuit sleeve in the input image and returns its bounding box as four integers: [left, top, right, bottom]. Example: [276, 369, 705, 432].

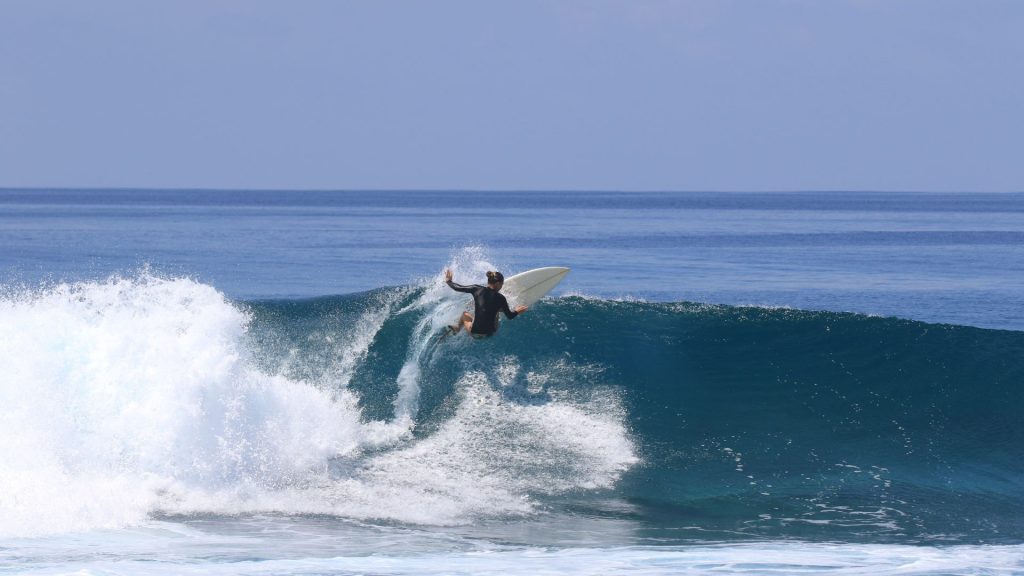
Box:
[446, 280, 476, 294]
[500, 295, 518, 319]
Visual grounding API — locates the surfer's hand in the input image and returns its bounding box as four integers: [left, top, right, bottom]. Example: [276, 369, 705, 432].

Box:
[444, 269, 453, 282]
[515, 305, 528, 314]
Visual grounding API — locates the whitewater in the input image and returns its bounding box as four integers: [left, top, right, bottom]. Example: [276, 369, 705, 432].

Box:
[0, 271, 635, 537]
[2, 190, 1023, 575]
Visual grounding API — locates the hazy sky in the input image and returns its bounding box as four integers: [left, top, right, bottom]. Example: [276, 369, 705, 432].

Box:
[1, 1, 1021, 191]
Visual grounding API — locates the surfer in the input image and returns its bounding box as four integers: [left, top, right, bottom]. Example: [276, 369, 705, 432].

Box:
[444, 269, 527, 337]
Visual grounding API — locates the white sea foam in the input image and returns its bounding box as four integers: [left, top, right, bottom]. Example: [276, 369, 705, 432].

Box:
[331, 361, 638, 524]
[0, 269, 637, 536]
[7, 525, 1024, 576]
[0, 276, 372, 536]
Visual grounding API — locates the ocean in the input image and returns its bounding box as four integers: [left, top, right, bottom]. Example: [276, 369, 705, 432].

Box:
[1, 189, 1022, 575]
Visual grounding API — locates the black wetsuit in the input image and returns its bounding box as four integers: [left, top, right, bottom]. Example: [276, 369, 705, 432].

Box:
[446, 281, 519, 335]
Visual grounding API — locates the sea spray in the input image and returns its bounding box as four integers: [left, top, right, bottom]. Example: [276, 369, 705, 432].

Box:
[0, 276, 372, 536]
[0, 272, 639, 536]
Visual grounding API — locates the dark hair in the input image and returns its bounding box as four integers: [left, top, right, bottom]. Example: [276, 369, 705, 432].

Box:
[486, 271, 504, 285]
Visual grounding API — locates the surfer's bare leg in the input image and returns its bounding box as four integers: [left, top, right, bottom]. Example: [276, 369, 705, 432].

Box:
[449, 312, 473, 334]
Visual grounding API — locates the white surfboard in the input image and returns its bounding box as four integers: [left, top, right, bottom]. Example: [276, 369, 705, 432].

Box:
[501, 267, 571, 309]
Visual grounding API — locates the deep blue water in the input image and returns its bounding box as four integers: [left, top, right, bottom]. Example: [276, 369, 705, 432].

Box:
[2, 189, 1022, 329]
[1, 189, 1023, 575]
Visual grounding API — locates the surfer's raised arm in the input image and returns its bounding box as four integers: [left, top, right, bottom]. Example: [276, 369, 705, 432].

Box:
[444, 269, 475, 293]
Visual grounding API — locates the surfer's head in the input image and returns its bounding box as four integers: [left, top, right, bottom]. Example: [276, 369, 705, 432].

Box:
[486, 271, 504, 290]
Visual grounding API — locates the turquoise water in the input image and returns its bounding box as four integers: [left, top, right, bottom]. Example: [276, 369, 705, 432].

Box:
[1, 190, 1023, 574]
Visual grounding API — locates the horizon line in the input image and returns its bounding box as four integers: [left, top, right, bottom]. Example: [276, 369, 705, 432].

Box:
[1, 186, 1022, 195]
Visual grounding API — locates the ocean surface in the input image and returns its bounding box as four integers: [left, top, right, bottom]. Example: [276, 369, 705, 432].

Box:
[1, 189, 1023, 575]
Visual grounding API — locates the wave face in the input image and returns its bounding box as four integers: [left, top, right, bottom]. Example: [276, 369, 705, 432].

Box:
[2, 271, 1022, 544]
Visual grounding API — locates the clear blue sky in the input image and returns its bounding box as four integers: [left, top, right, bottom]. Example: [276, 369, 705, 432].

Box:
[1, 1, 1021, 191]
